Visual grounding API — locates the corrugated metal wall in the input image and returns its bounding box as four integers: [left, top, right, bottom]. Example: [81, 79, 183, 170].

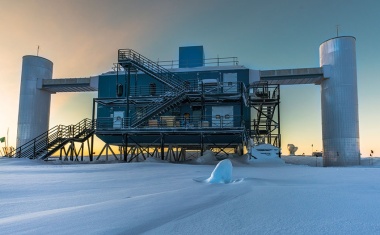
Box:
[16, 56, 53, 148]
[320, 36, 360, 166]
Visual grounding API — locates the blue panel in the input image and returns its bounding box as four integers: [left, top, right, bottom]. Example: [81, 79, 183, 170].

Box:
[179, 46, 204, 68]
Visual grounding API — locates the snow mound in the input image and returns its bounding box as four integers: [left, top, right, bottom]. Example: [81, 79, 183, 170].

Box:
[144, 157, 168, 163]
[194, 150, 218, 165]
[229, 154, 250, 166]
[206, 159, 233, 184]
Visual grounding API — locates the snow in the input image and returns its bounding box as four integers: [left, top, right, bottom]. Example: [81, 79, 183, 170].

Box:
[194, 150, 219, 164]
[1, 156, 380, 234]
[205, 159, 233, 184]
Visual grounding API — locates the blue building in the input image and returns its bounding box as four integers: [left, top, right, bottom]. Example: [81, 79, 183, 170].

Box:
[93, 47, 280, 161]
[12, 46, 281, 162]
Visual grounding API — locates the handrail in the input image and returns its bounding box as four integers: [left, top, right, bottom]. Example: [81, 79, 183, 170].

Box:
[128, 80, 245, 97]
[241, 82, 249, 107]
[9, 118, 93, 159]
[156, 56, 239, 69]
[129, 91, 187, 127]
[118, 49, 185, 91]
[118, 49, 191, 127]
[95, 115, 244, 129]
[127, 80, 244, 127]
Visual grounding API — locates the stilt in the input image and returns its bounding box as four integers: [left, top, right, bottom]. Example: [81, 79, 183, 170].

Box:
[161, 133, 165, 160]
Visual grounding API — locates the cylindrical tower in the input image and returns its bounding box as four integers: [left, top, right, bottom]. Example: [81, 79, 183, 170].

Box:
[16, 56, 53, 148]
[319, 36, 360, 166]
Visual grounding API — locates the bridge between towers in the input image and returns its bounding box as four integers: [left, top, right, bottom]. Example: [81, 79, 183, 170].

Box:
[40, 67, 325, 92]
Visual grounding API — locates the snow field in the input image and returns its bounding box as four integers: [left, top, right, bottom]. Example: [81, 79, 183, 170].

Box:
[1, 156, 380, 234]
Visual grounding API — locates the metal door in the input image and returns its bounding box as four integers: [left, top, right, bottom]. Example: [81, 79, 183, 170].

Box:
[212, 106, 233, 127]
[223, 73, 237, 93]
[113, 111, 124, 128]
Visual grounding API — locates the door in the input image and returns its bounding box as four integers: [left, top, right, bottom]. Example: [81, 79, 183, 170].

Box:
[113, 111, 124, 129]
[212, 106, 234, 127]
[223, 73, 237, 93]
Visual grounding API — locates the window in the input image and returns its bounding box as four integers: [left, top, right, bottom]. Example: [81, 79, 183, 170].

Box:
[149, 83, 156, 96]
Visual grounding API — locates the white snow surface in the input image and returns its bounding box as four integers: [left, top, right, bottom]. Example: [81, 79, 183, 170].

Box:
[1, 156, 380, 234]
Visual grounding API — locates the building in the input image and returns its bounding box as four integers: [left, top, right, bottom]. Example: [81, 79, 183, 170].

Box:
[13, 36, 360, 166]
[93, 46, 280, 161]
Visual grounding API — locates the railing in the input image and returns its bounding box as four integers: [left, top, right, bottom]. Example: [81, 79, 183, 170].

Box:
[241, 82, 249, 107]
[156, 57, 239, 69]
[118, 49, 192, 126]
[200, 81, 241, 94]
[10, 118, 93, 159]
[250, 81, 270, 99]
[250, 134, 281, 149]
[118, 49, 185, 90]
[129, 81, 244, 97]
[95, 117, 131, 129]
[271, 85, 279, 99]
[129, 91, 187, 127]
[249, 82, 280, 100]
[95, 115, 244, 130]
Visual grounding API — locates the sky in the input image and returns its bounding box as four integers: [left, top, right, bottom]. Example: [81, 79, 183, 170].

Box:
[1, 0, 380, 156]
[1, 156, 380, 234]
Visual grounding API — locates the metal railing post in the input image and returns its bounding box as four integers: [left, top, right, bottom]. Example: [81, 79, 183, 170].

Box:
[33, 139, 36, 159]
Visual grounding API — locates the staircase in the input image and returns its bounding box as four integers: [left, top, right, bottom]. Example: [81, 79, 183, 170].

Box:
[253, 105, 275, 136]
[10, 119, 94, 160]
[118, 49, 189, 127]
[118, 49, 184, 90]
[130, 91, 188, 127]
[249, 81, 280, 146]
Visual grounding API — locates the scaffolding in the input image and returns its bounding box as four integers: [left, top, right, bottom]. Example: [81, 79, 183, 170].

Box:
[249, 81, 281, 148]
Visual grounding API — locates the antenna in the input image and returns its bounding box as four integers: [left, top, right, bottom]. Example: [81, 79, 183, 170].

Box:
[37, 45, 40, 56]
[336, 25, 340, 37]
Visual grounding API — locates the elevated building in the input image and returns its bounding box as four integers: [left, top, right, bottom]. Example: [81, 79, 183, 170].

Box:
[93, 48, 280, 160]
[13, 36, 360, 166]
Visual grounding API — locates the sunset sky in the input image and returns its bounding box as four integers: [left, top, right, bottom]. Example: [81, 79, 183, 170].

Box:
[1, 0, 380, 156]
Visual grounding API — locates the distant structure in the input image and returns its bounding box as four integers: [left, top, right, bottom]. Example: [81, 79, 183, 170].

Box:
[13, 37, 360, 166]
[287, 144, 298, 155]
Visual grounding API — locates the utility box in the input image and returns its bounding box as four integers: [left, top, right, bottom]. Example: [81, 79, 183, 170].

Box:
[179, 46, 204, 68]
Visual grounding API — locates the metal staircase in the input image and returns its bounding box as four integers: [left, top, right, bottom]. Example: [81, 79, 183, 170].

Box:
[118, 49, 184, 90]
[117, 49, 189, 127]
[130, 91, 188, 127]
[253, 105, 275, 135]
[10, 119, 94, 160]
[249, 81, 280, 147]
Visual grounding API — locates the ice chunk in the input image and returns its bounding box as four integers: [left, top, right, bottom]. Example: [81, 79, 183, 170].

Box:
[206, 159, 233, 184]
